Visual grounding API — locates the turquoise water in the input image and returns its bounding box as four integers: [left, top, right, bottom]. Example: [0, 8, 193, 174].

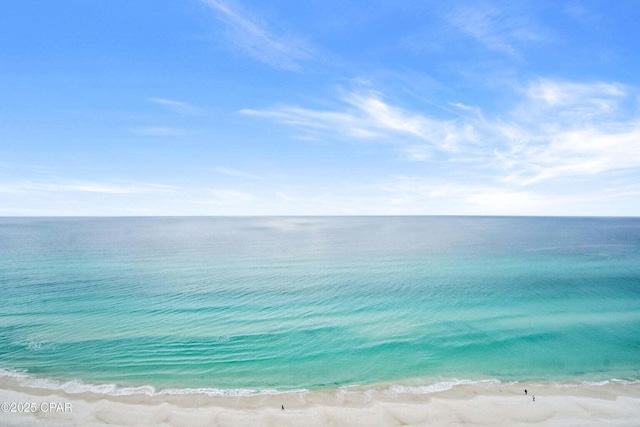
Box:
[1, 217, 639, 393]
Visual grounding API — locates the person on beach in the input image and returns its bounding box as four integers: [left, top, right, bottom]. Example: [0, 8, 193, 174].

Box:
[281, 404, 285, 411]
[533, 395, 535, 402]
[525, 389, 527, 395]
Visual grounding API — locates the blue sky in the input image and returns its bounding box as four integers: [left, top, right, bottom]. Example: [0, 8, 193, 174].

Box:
[1, 0, 639, 215]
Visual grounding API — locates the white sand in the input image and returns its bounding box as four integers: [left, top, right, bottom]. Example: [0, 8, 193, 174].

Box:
[1, 378, 639, 426]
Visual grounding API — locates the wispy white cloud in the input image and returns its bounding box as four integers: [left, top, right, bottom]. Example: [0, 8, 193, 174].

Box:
[447, 5, 544, 57]
[149, 98, 202, 115]
[497, 79, 640, 184]
[240, 105, 376, 139]
[448, 102, 475, 111]
[241, 78, 640, 190]
[371, 175, 640, 216]
[518, 79, 626, 124]
[230, 178, 571, 215]
[500, 126, 640, 185]
[526, 80, 625, 106]
[0, 181, 178, 195]
[343, 92, 442, 140]
[202, 0, 310, 71]
[241, 90, 478, 153]
[375, 176, 550, 215]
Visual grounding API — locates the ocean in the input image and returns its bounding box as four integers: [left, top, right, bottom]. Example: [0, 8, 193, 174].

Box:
[0, 217, 639, 395]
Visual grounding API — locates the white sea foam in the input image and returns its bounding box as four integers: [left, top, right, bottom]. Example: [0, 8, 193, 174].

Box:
[2, 369, 638, 399]
[336, 386, 373, 403]
[382, 379, 501, 396]
[582, 380, 610, 386]
[0, 369, 307, 397]
[158, 387, 307, 397]
[0, 370, 157, 396]
[544, 378, 640, 389]
[11, 339, 55, 352]
[583, 379, 640, 387]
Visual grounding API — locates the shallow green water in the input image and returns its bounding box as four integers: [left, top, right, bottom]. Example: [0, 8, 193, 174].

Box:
[1, 217, 639, 393]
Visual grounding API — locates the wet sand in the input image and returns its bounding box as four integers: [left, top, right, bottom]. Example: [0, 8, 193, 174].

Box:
[1, 377, 639, 426]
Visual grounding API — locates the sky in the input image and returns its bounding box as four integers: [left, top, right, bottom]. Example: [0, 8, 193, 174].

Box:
[1, 0, 639, 216]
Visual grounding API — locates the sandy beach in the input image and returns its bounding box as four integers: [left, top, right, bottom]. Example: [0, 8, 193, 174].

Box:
[1, 376, 639, 427]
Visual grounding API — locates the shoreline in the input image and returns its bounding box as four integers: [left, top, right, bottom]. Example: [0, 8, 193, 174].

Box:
[1, 375, 639, 426]
[3, 368, 638, 397]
